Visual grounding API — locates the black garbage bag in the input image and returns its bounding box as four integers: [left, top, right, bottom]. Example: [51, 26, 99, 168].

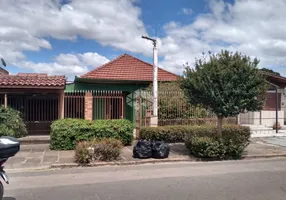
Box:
[133, 140, 152, 159]
[152, 141, 170, 159]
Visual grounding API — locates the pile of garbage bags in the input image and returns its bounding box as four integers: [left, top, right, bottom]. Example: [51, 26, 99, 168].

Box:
[133, 140, 170, 159]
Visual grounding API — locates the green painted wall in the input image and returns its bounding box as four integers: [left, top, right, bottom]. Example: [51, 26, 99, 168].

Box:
[65, 82, 147, 92]
[65, 82, 148, 124]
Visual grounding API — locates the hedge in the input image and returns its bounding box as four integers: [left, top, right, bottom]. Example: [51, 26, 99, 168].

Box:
[184, 125, 251, 159]
[140, 125, 250, 142]
[140, 126, 189, 142]
[140, 125, 251, 159]
[50, 118, 134, 150]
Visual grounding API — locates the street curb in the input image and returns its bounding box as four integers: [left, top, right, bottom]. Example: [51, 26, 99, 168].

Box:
[243, 153, 286, 159]
[50, 158, 195, 169]
[50, 154, 286, 169]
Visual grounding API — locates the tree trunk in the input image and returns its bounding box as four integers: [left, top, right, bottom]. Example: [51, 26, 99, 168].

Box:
[217, 116, 223, 136]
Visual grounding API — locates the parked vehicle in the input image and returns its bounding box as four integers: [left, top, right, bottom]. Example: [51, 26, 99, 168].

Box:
[0, 136, 20, 199]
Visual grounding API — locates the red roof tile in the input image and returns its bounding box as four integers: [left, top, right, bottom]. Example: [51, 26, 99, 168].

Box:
[81, 54, 179, 82]
[0, 73, 66, 89]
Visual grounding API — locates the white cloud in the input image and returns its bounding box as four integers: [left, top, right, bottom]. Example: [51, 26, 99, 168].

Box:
[2, 0, 286, 77]
[15, 52, 110, 79]
[158, 0, 286, 75]
[181, 8, 193, 15]
[78, 53, 110, 68]
[0, 0, 151, 70]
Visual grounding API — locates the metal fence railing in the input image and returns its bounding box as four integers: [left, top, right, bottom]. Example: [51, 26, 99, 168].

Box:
[137, 90, 237, 126]
[64, 90, 124, 120]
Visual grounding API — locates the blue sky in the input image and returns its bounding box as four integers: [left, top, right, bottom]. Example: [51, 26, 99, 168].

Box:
[1, 0, 286, 80]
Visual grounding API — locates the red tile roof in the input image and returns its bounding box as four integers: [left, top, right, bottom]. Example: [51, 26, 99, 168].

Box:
[81, 54, 179, 82]
[0, 73, 66, 89]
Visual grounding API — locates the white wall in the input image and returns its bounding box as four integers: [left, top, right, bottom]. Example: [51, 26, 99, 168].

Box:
[240, 111, 284, 126]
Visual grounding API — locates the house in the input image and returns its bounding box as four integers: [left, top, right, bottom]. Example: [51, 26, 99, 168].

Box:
[0, 73, 66, 135]
[239, 73, 286, 127]
[65, 53, 179, 124]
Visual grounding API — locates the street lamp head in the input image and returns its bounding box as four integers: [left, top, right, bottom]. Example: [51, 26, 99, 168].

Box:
[1, 58, 6, 67]
[141, 35, 157, 47]
[142, 35, 148, 40]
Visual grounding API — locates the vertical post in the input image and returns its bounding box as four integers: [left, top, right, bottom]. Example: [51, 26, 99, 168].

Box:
[58, 90, 64, 119]
[4, 93, 7, 108]
[135, 96, 142, 139]
[151, 43, 158, 127]
[153, 45, 158, 118]
[276, 87, 278, 133]
[84, 92, 93, 121]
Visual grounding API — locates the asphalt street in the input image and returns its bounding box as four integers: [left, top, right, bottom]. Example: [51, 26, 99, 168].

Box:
[3, 158, 286, 200]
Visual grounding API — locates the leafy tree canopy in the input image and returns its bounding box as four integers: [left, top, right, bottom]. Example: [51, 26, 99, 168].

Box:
[179, 50, 268, 133]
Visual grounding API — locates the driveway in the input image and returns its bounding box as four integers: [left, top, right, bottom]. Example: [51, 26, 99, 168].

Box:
[254, 137, 286, 147]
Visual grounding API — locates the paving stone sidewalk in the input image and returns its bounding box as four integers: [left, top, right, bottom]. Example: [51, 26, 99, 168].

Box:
[5, 138, 286, 170]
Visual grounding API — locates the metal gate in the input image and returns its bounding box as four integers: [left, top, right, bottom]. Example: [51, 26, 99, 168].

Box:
[6, 93, 59, 135]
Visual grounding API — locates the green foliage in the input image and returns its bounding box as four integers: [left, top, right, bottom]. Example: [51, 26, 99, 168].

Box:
[184, 125, 251, 159]
[140, 126, 187, 142]
[50, 118, 134, 150]
[74, 141, 93, 164]
[185, 136, 225, 159]
[92, 138, 122, 161]
[141, 124, 250, 159]
[147, 82, 211, 120]
[180, 50, 268, 120]
[0, 106, 28, 138]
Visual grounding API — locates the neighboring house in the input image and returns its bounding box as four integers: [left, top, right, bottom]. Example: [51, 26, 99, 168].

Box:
[239, 73, 286, 127]
[0, 73, 66, 135]
[0, 67, 8, 75]
[66, 53, 179, 124]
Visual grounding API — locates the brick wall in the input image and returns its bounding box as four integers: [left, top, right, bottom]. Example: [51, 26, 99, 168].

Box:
[84, 92, 93, 120]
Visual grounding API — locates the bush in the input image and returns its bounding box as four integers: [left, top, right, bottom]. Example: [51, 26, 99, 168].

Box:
[185, 136, 225, 159]
[74, 141, 93, 164]
[184, 125, 251, 159]
[93, 138, 122, 161]
[50, 118, 133, 150]
[0, 106, 28, 138]
[141, 124, 250, 159]
[140, 126, 188, 142]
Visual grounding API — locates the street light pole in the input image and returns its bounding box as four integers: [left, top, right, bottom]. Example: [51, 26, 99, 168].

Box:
[142, 36, 158, 126]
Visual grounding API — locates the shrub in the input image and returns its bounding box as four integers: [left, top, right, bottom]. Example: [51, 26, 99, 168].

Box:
[50, 118, 133, 150]
[0, 106, 28, 138]
[185, 136, 225, 159]
[140, 126, 188, 142]
[141, 124, 250, 159]
[184, 125, 251, 159]
[74, 141, 93, 164]
[93, 138, 122, 161]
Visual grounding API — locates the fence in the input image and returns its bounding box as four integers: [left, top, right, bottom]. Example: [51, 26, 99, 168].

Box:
[64, 90, 124, 120]
[64, 91, 85, 119]
[0, 93, 59, 135]
[137, 90, 237, 127]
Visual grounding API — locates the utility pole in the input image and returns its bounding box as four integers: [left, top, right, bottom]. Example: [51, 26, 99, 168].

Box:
[142, 35, 158, 127]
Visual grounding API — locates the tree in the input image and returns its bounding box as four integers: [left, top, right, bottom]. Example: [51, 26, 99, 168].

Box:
[260, 68, 280, 76]
[179, 50, 268, 134]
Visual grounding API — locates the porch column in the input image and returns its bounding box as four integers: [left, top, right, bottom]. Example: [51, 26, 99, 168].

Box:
[4, 93, 7, 108]
[58, 90, 64, 119]
[85, 92, 93, 121]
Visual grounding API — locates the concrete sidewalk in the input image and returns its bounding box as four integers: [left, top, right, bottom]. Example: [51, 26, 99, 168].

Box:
[5, 139, 286, 170]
